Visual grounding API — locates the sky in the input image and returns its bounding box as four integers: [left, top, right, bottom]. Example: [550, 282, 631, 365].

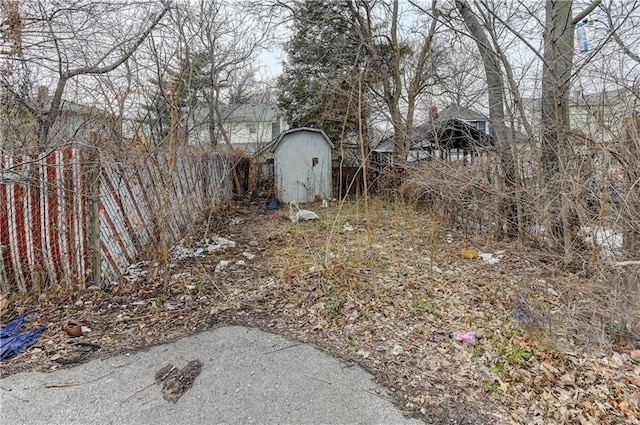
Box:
[258, 48, 283, 78]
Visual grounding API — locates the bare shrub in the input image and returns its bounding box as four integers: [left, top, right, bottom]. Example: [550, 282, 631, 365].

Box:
[402, 160, 502, 238]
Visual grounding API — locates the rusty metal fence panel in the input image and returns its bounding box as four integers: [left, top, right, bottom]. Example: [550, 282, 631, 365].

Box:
[0, 149, 231, 293]
[0, 149, 88, 292]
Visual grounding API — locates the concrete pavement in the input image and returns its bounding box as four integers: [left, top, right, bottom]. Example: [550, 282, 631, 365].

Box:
[0, 325, 423, 424]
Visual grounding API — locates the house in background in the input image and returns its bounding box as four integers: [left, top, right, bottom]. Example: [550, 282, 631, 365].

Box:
[272, 127, 334, 203]
[412, 104, 493, 162]
[221, 103, 286, 154]
[1, 86, 118, 154]
[522, 87, 639, 178]
[522, 88, 638, 145]
[187, 103, 286, 154]
[371, 104, 494, 167]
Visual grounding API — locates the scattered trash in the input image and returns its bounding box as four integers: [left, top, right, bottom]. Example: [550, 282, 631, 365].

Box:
[546, 285, 559, 297]
[229, 216, 243, 225]
[171, 242, 195, 261]
[321, 199, 328, 208]
[309, 285, 317, 292]
[214, 260, 231, 273]
[479, 251, 505, 265]
[204, 236, 236, 253]
[62, 321, 83, 337]
[266, 198, 280, 210]
[391, 344, 405, 356]
[122, 261, 151, 283]
[81, 326, 92, 333]
[242, 252, 256, 260]
[431, 265, 455, 275]
[342, 223, 355, 232]
[603, 247, 622, 259]
[289, 201, 319, 223]
[461, 249, 478, 259]
[356, 349, 370, 358]
[235, 260, 246, 266]
[452, 332, 475, 343]
[170, 272, 191, 282]
[446, 233, 453, 244]
[510, 299, 530, 321]
[1, 311, 47, 360]
[194, 247, 204, 256]
[164, 302, 178, 311]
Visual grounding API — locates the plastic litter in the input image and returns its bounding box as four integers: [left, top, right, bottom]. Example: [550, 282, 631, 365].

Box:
[288, 202, 319, 223]
[342, 223, 355, 232]
[452, 332, 475, 343]
[266, 198, 280, 210]
[1, 311, 47, 360]
[479, 251, 505, 265]
[391, 344, 405, 356]
[214, 260, 231, 273]
[62, 321, 83, 337]
[461, 249, 478, 259]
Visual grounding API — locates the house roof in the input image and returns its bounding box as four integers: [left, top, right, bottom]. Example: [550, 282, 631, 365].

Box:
[376, 103, 490, 149]
[37, 95, 111, 117]
[270, 127, 335, 153]
[223, 103, 281, 123]
[371, 136, 395, 153]
[436, 104, 488, 122]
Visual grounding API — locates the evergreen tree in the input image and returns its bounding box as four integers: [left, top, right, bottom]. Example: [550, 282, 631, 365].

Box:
[277, 0, 367, 142]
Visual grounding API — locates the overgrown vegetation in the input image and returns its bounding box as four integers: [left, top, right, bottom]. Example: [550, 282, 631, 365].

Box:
[3, 198, 638, 423]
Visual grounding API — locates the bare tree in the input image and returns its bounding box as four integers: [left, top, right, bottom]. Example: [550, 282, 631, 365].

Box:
[0, 0, 170, 149]
[454, 0, 519, 237]
[346, 0, 441, 169]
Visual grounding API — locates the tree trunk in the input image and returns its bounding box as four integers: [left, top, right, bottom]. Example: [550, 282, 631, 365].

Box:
[456, 0, 517, 238]
[539, 0, 602, 264]
[540, 0, 575, 262]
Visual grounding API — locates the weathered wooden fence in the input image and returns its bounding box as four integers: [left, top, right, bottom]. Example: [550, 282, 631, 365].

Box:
[0, 148, 231, 293]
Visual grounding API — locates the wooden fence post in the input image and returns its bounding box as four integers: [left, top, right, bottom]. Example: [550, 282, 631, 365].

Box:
[87, 135, 101, 286]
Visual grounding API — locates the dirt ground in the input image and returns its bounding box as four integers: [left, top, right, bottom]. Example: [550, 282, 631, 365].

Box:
[1, 198, 639, 424]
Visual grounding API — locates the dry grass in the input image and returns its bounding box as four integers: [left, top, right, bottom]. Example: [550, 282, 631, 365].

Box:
[2, 196, 640, 424]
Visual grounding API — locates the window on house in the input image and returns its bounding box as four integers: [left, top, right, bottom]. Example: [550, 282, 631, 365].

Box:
[247, 123, 256, 134]
[475, 121, 486, 133]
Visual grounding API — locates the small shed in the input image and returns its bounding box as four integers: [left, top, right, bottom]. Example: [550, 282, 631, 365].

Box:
[272, 127, 334, 203]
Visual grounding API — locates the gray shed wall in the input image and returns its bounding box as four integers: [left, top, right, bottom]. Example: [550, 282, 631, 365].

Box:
[274, 131, 332, 203]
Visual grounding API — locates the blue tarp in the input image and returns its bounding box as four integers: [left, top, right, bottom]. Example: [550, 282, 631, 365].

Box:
[0, 311, 47, 360]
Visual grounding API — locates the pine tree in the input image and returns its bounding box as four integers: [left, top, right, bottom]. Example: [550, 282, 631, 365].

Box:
[277, 0, 366, 142]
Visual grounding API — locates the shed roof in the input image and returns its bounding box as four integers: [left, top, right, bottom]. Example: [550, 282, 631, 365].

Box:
[270, 127, 335, 153]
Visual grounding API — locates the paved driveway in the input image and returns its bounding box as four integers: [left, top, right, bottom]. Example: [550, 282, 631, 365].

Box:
[0, 325, 423, 425]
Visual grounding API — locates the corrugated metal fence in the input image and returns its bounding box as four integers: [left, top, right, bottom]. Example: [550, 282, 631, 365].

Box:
[0, 148, 231, 293]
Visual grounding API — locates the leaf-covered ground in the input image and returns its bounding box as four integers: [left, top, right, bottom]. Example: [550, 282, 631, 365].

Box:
[2, 198, 639, 424]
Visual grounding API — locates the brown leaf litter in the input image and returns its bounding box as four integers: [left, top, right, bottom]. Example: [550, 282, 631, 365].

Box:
[1, 197, 639, 424]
